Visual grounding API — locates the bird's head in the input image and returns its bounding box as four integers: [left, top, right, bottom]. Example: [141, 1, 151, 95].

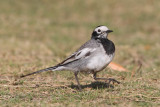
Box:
[91, 25, 113, 39]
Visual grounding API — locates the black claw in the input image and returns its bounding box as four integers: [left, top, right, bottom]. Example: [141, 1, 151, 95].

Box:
[107, 78, 120, 84]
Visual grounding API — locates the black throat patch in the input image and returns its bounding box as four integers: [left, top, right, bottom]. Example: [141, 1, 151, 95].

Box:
[95, 38, 115, 55]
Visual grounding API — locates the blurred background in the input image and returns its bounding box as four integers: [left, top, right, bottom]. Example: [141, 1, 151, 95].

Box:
[0, 0, 160, 106]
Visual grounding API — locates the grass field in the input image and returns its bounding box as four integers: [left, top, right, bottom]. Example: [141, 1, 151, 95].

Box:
[0, 0, 160, 106]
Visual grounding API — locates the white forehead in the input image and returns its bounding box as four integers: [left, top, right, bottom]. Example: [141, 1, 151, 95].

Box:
[95, 26, 109, 31]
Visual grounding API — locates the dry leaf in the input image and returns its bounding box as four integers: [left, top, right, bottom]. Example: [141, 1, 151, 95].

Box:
[108, 62, 128, 72]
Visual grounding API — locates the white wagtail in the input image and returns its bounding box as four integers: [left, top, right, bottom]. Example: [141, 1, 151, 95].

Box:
[21, 25, 120, 90]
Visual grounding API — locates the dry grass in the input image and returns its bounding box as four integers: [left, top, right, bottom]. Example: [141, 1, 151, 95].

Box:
[0, 0, 160, 106]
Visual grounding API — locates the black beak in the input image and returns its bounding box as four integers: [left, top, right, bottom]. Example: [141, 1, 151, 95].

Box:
[106, 30, 113, 33]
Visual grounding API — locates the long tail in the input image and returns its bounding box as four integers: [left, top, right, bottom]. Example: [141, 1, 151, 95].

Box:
[20, 66, 58, 78]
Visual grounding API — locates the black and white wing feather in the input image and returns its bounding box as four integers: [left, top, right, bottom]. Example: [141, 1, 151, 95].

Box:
[57, 47, 96, 66]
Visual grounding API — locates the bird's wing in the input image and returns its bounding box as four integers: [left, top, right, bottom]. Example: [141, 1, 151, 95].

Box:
[57, 48, 96, 66]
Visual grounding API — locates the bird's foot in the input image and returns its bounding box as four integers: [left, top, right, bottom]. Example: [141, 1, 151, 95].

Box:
[106, 78, 120, 84]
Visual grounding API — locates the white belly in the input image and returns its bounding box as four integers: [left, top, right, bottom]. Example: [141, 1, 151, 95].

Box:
[87, 53, 114, 71]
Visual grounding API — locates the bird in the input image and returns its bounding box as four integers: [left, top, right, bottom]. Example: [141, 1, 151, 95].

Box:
[20, 25, 120, 90]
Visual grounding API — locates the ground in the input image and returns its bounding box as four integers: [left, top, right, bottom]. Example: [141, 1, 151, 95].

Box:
[0, 0, 160, 106]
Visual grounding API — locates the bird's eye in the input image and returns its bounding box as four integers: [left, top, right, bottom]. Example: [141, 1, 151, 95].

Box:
[98, 29, 101, 32]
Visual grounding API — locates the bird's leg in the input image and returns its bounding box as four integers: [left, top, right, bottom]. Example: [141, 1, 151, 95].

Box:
[74, 72, 82, 91]
[93, 73, 120, 84]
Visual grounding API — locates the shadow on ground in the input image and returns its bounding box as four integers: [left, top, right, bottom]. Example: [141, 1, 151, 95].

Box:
[68, 81, 114, 90]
